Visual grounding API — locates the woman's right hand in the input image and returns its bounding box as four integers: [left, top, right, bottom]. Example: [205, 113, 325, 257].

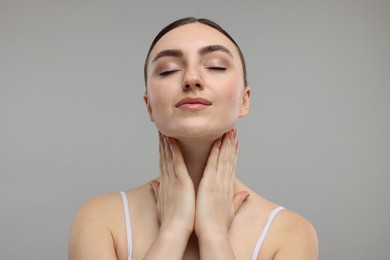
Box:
[149, 133, 196, 238]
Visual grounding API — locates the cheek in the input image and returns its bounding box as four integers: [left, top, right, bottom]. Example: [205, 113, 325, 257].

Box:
[147, 87, 172, 119]
[224, 80, 245, 109]
[149, 96, 165, 117]
[147, 84, 165, 107]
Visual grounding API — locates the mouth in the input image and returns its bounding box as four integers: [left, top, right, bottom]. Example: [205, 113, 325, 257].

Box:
[175, 97, 213, 110]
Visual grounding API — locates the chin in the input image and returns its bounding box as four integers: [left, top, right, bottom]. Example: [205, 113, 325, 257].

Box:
[157, 123, 234, 140]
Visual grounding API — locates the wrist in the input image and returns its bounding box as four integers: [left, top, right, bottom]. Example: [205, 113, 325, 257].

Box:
[144, 228, 191, 260]
[195, 220, 229, 239]
[197, 231, 235, 260]
[196, 227, 229, 242]
[158, 226, 192, 243]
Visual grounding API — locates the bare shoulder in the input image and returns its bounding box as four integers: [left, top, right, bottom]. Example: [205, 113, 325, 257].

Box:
[271, 209, 318, 260]
[235, 180, 317, 259]
[231, 181, 317, 260]
[73, 192, 123, 219]
[69, 185, 153, 260]
[70, 192, 125, 233]
[68, 192, 124, 260]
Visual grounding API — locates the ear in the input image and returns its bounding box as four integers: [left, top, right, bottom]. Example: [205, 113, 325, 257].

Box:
[143, 92, 154, 122]
[239, 86, 251, 118]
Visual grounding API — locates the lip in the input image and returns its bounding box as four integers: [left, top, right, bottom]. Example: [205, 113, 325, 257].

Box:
[175, 97, 213, 109]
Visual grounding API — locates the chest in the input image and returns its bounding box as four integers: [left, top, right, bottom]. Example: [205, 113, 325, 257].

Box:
[127, 214, 276, 260]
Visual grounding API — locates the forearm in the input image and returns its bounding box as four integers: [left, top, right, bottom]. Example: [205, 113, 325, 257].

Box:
[143, 229, 190, 260]
[198, 232, 236, 260]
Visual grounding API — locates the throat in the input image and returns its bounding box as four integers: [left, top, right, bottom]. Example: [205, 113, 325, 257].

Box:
[177, 138, 216, 191]
[183, 232, 200, 260]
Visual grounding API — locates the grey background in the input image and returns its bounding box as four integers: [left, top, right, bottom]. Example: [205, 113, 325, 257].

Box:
[1, 0, 389, 259]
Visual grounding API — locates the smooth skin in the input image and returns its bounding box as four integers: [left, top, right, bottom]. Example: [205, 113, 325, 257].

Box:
[146, 130, 250, 260]
[69, 23, 318, 260]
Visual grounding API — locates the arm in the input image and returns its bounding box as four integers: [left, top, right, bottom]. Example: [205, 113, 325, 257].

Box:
[197, 232, 237, 260]
[68, 196, 118, 260]
[196, 129, 249, 260]
[272, 211, 318, 260]
[142, 228, 191, 260]
[145, 133, 195, 259]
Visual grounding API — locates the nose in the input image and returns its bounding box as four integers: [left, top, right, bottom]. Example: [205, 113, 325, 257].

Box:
[182, 67, 204, 91]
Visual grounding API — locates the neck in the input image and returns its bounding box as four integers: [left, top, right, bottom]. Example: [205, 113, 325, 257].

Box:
[176, 136, 219, 191]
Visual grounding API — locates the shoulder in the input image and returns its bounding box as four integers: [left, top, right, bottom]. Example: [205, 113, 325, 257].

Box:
[70, 184, 153, 228]
[70, 192, 128, 230]
[74, 192, 123, 217]
[235, 181, 317, 259]
[68, 192, 124, 260]
[69, 184, 153, 260]
[271, 209, 318, 260]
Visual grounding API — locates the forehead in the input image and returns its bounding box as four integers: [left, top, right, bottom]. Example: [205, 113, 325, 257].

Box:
[148, 23, 240, 60]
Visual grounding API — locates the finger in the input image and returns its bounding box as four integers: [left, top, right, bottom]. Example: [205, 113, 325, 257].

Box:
[224, 129, 239, 188]
[159, 133, 168, 184]
[167, 137, 189, 180]
[203, 138, 221, 179]
[163, 135, 175, 180]
[233, 190, 250, 214]
[220, 131, 232, 160]
[217, 130, 235, 180]
[230, 129, 239, 180]
[228, 129, 238, 174]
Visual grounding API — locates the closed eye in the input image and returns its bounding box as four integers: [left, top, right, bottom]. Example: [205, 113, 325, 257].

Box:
[159, 70, 180, 76]
[207, 67, 226, 71]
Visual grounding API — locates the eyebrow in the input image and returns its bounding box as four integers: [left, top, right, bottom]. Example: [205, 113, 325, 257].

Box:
[151, 44, 233, 63]
[199, 44, 233, 57]
[152, 49, 183, 63]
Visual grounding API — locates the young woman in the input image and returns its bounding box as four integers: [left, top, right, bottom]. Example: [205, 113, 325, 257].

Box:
[69, 17, 318, 260]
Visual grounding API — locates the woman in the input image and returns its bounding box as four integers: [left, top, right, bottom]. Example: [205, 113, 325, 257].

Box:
[69, 17, 318, 260]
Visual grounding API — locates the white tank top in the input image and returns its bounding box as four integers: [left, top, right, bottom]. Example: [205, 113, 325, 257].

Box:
[120, 191, 284, 260]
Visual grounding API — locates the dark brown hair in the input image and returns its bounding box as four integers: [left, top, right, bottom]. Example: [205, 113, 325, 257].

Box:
[144, 17, 248, 87]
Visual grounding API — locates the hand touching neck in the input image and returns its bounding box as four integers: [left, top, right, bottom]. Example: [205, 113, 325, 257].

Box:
[175, 137, 219, 191]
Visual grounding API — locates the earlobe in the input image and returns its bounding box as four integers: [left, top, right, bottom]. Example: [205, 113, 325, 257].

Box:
[143, 93, 154, 122]
[239, 87, 251, 117]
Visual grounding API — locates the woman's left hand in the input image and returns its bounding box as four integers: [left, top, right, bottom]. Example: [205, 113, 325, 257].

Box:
[195, 128, 250, 238]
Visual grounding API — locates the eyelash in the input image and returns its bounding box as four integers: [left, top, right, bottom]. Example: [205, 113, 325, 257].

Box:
[159, 67, 226, 77]
[207, 66, 226, 71]
[159, 70, 180, 76]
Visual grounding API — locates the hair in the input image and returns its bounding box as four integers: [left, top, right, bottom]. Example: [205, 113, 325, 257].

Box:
[143, 17, 248, 87]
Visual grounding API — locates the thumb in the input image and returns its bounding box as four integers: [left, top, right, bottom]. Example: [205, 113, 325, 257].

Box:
[233, 191, 250, 213]
[149, 179, 160, 201]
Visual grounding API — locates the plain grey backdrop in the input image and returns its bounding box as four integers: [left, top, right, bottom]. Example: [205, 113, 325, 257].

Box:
[1, 0, 389, 259]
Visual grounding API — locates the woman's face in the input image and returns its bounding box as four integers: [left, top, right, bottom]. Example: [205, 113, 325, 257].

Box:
[144, 23, 250, 139]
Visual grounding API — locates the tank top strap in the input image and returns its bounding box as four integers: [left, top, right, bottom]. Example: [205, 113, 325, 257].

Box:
[119, 191, 132, 260]
[252, 206, 285, 260]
